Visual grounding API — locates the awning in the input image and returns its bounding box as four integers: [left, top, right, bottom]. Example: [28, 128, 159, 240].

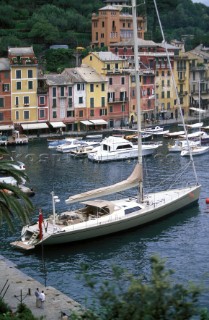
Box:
[0, 125, 14, 131]
[90, 119, 108, 125]
[190, 107, 206, 114]
[201, 95, 209, 100]
[21, 123, 49, 130]
[80, 120, 92, 126]
[50, 122, 66, 128]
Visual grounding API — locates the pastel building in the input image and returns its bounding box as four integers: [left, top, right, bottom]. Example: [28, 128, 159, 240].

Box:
[8, 47, 39, 130]
[45, 74, 73, 131]
[63, 66, 107, 131]
[0, 58, 13, 130]
[83, 51, 130, 127]
[91, 2, 146, 49]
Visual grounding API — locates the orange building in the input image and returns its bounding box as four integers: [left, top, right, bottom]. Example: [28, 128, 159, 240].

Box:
[91, 1, 146, 49]
[0, 58, 13, 127]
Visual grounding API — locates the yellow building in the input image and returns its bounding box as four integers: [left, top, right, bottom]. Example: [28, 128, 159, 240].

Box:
[174, 53, 191, 120]
[8, 47, 38, 127]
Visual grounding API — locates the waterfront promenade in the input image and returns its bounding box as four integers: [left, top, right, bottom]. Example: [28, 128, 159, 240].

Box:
[0, 255, 81, 319]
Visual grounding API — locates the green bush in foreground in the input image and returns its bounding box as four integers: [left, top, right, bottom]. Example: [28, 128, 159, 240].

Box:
[0, 301, 40, 320]
[71, 256, 209, 320]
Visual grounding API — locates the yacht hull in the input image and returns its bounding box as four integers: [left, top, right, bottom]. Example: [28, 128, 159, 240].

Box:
[11, 185, 200, 250]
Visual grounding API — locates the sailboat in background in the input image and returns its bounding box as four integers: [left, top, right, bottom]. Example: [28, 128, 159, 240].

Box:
[11, 0, 201, 251]
[181, 80, 209, 156]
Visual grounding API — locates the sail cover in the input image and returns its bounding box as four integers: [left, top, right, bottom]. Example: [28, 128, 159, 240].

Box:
[65, 163, 142, 204]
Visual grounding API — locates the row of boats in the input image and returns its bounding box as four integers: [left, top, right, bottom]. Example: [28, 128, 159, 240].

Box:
[47, 121, 209, 161]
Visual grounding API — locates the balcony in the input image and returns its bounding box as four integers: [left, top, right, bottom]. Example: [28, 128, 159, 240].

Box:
[108, 97, 128, 103]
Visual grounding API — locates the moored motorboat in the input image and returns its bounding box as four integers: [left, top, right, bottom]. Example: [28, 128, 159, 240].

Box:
[168, 139, 200, 152]
[181, 145, 209, 156]
[87, 136, 160, 162]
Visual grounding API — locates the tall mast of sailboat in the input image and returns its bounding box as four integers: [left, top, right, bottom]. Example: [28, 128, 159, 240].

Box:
[153, 0, 199, 185]
[132, 0, 143, 202]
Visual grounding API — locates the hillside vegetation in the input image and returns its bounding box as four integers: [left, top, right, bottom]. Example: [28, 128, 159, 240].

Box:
[0, 0, 208, 65]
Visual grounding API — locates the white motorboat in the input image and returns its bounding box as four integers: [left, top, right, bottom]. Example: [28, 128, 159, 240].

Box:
[181, 145, 209, 156]
[168, 139, 200, 152]
[143, 126, 164, 134]
[87, 136, 160, 162]
[200, 131, 209, 144]
[152, 129, 169, 136]
[163, 131, 185, 138]
[56, 138, 98, 153]
[10, 0, 201, 251]
[70, 146, 96, 158]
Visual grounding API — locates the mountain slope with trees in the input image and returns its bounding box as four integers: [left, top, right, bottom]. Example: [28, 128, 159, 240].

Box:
[0, 0, 208, 63]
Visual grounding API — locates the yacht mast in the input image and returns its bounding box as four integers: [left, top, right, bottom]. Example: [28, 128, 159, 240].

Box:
[153, 0, 199, 185]
[132, 0, 143, 202]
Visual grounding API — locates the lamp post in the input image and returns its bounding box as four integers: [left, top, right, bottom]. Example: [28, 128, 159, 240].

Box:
[51, 191, 60, 232]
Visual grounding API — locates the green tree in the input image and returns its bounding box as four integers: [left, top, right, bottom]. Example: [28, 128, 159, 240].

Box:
[71, 256, 208, 320]
[0, 150, 33, 231]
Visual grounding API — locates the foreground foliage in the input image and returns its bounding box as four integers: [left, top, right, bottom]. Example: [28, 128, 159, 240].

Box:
[0, 149, 33, 231]
[71, 256, 209, 320]
[0, 300, 40, 320]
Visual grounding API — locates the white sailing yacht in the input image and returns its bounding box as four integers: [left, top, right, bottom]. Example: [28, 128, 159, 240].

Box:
[181, 81, 209, 156]
[11, 0, 201, 251]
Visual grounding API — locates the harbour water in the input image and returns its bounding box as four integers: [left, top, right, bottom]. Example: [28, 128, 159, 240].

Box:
[1, 136, 209, 308]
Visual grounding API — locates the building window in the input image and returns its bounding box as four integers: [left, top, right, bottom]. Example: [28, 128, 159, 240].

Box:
[52, 99, 56, 108]
[102, 21, 105, 27]
[90, 56, 92, 61]
[68, 87, 72, 96]
[60, 86, 65, 97]
[67, 110, 74, 117]
[90, 109, 94, 116]
[28, 81, 33, 89]
[16, 111, 19, 120]
[4, 72, 9, 79]
[79, 97, 83, 104]
[167, 80, 170, 87]
[121, 104, 125, 112]
[0, 98, 4, 108]
[68, 98, 72, 108]
[79, 110, 83, 117]
[101, 83, 105, 91]
[100, 109, 107, 116]
[90, 84, 94, 92]
[28, 70, 33, 78]
[101, 97, 105, 107]
[52, 87, 56, 97]
[15, 97, 19, 106]
[162, 71, 164, 76]
[77, 83, 84, 91]
[3, 84, 9, 92]
[161, 91, 165, 99]
[24, 110, 29, 120]
[109, 106, 113, 112]
[24, 96, 29, 106]
[121, 77, 125, 85]
[53, 111, 57, 118]
[16, 70, 21, 79]
[39, 109, 45, 118]
[40, 96, 45, 105]
[90, 98, 94, 108]
[109, 78, 112, 85]
[167, 102, 171, 110]
[167, 91, 170, 98]
[0, 113, 4, 121]
[16, 82, 21, 90]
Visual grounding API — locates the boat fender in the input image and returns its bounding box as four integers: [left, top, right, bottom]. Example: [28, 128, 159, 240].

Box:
[206, 198, 209, 204]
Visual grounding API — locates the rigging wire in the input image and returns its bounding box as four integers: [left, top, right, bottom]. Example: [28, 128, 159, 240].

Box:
[152, 0, 199, 185]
